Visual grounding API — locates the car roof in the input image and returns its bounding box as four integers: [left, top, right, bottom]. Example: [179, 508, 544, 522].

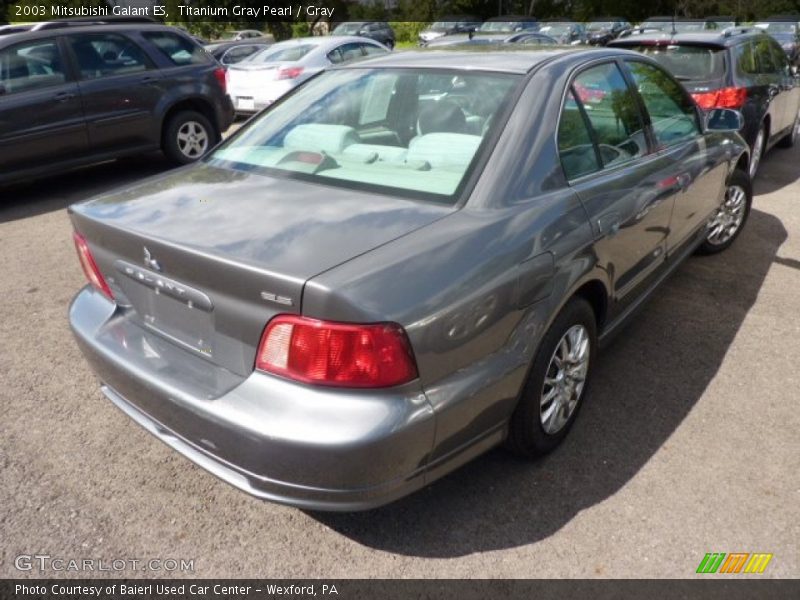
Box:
[274, 35, 383, 49]
[611, 28, 769, 48]
[0, 22, 181, 45]
[336, 46, 622, 74]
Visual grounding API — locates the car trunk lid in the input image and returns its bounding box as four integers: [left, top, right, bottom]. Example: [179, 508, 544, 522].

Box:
[69, 164, 452, 377]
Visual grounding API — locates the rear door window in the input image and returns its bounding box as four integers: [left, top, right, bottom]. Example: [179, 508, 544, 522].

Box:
[67, 33, 152, 80]
[0, 39, 65, 94]
[557, 89, 601, 180]
[626, 60, 701, 147]
[570, 62, 648, 168]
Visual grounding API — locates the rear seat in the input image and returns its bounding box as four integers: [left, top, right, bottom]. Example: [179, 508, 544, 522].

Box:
[406, 133, 483, 169]
[283, 124, 483, 171]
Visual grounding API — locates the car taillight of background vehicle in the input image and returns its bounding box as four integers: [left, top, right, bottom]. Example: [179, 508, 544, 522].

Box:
[255, 315, 418, 388]
[73, 232, 114, 300]
[692, 87, 747, 110]
[277, 66, 304, 80]
[213, 67, 228, 94]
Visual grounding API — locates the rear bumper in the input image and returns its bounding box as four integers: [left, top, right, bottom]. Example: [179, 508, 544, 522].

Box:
[69, 287, 436, 511]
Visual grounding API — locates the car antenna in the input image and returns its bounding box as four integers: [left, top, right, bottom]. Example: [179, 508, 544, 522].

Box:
[671, 11, 677, 35]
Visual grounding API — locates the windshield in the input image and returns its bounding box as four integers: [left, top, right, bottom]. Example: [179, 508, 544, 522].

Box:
[333, 23, 362, 35]
[430, 21, 458, 31]
[246, 43, 313, 64]
[208, 68, 521, 202]
[624, 45, 726, 81]
[755, 22, 798, 34]
[588, 22, 614, 30]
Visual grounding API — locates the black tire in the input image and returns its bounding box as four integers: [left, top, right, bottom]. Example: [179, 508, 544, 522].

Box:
[505, 298, 597, 458]
[777, 110, 799, 149]
[162, 110, 217, 165]
[386, 39, 395, 50]
[697, 169, 752, 255]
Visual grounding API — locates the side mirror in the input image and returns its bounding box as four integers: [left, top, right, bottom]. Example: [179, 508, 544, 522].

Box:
[705, 108, 744, 132]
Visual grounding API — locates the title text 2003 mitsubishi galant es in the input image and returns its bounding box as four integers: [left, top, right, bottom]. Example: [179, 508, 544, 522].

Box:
[70, 47, 752, 510]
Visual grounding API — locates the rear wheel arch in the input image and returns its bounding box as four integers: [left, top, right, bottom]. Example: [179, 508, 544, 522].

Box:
[735, 151, 749, 174]
[572, 279, 609, 330]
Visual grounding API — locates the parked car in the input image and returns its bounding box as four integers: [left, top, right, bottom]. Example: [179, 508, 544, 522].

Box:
[537, 21, 588, 45]
[754, 16, 800, 67]
[418, 17, 482, 45]
[474, 15, 539, 34]
[585, 18, 631, 45]
[634, 16, 736, 35]
[426, 31, 557, 48]
[70, 46, 752, 510]
[331, 21, 395, 49]
[0, 19, 233, 186]
[221, 30, 263, 41]
[227, 36, 389, 115]
[204, 39, 272, 65]
[611, 28, 800, 177]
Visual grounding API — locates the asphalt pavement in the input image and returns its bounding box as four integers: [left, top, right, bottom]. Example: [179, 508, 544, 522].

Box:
[0, 144, 798, 578]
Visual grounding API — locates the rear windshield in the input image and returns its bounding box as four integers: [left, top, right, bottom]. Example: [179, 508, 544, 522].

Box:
[247, 43, 313, 64]
[207, 68, 520, 203]
[621, 45, 726, 81]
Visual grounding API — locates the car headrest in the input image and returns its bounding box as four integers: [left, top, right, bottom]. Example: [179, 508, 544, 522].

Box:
[284, 124, 359, 154]
[418, 100, 467, 134]
[406, 133, 482, 169]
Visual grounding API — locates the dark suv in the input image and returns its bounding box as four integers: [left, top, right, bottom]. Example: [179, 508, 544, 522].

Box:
[611, 29, 800, 177]
[331, 22, 395, 49]
[0, 19, 234, 186]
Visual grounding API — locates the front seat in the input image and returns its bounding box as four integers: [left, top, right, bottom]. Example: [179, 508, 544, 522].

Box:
[418, 99, 467, 134]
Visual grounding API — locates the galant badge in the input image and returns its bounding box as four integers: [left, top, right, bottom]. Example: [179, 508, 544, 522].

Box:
[143, 246, 162, 272]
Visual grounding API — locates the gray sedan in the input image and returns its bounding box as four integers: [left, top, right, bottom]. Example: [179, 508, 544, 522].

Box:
[69, 47, 751, 511]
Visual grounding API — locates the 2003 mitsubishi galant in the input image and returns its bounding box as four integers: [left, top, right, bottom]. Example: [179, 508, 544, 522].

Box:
[69, 47, 752, 510]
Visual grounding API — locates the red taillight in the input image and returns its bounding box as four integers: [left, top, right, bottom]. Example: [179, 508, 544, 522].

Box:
[255, 315, 418, 388]
[691, 87, 747, 110]
[277, 66, 304, 80]
[72, 232, 113, 300]
[213, 67, 227, 94]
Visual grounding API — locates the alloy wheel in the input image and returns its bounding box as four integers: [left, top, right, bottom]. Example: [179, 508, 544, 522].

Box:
[706, 184, 747, 246]
[540, 324, 590, 434]
[176, 121, 210, 159]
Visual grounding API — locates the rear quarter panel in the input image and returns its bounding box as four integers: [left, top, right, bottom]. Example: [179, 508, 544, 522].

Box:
[303, 58, 605, 460]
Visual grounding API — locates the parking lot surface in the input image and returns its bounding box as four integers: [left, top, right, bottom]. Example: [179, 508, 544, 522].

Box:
[1, 145, 798, 578]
